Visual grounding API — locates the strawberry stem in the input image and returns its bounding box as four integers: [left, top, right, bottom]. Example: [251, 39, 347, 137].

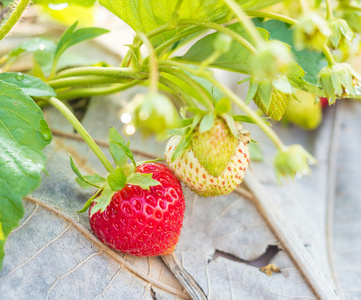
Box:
[178, 19, 257, 54]
[159, 66, 214, 109]
[56, 81, 141, 101]
[325, 0, 335, 20]
[120, 23, 173, 68]
[222, 0, 266, 49]
[0, 0, 31, 41]
[246, 11, 297, 26]
[322, 44, 337, 67]
[137, 32, 159, 95]
[54, 67, 146, 80]
[161, 60, 286, 150]
[45, 97, 115, 173]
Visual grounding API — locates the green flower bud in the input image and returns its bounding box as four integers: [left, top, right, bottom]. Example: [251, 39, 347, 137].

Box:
[214, 33, 233, 54]
[251, 41, 293, 79]
[273, 145, 317, 183]
[329, 19, 355, 48]
[319, 63, 361, 104]
[122, 93, 179, 137]
[294, 12, 332, 50]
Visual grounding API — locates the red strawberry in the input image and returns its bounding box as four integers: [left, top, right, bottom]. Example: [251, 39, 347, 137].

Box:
[89, 163, 185, 256]
[319, 97, 329, 109]
[71, 127, 185, 257]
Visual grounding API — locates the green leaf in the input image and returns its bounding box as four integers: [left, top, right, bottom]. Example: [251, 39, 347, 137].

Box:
[215, 98, 231, 114]
[107, 167, 127, 191]
[99, 0, 282, 47]
[108, 127, 127, 168]
[252, 18, 328, 85]
[33, 0, 96, 7]
[90, 186, 115, 216]
[53, 21, 109, 69]
[199, 112, 215, 133]
[8, 38, 56, 59]
[0, 80, 52, 270]
[77, 188, 102, 213]
[181, 18, 323, 90]
[1, 0, 14, 7]
[0, 73, 56, 97]
[181, 23, 269, 73]
[127, 173, 160, 190]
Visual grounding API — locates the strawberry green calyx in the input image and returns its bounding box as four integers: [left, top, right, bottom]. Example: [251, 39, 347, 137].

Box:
[273, 145, 317, 183]
[71, 126, 161, 216]
[318, 63, 361, 105]
[251, 40, 293, 79]
[294, 12, 332, 50]
[329, 19, 355, 48]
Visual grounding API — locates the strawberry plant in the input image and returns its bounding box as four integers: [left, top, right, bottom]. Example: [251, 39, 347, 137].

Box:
[1, 1, 361, 294]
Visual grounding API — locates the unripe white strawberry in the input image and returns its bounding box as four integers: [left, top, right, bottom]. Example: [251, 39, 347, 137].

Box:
[165, 121, 250, 197]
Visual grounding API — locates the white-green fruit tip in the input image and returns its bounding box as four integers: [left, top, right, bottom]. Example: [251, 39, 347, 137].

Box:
[165, 125, 251, 197]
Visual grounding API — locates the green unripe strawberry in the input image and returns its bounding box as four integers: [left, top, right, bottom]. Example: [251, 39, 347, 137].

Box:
[253, 88, 292, 121]
[134, 93, 179, 137]
[165, 120, 251, 197]
[282, 90, 322, 130]
[191, 117, 238, 177]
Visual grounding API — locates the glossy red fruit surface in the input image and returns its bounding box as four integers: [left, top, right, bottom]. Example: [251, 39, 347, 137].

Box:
[89, 163, 185, 256]
[319, 97, 329, 109]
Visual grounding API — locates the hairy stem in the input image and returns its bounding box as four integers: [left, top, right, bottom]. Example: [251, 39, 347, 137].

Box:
[158, 76, 197, 107]
[322, 44, 336, 66]
[162, 60, 285, 149]
[48, 76, 132, 89]
[298, 0, 310, 12]
[325, 0, 334, 20]
[159, 66, 213, 109]
[143, 26, 205, 65]
[178, 19, 257, 54]
[0, 0, 30, 41]
[44, 97, 115, 173]
[54, 67, 147, 80]
[222, 0, 265, 48]
[120, 23, 172, 68]
[56, 80, 141, 101]
[137, 32, 159, 94]
[243, 11, 337, 67]
[246, 10, 297, 25]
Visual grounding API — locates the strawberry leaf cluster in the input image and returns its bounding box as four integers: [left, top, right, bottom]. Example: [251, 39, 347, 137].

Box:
[71, 127, 161, 215]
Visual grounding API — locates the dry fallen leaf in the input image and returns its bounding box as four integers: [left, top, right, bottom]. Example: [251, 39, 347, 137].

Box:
[260, 263, 281, 276]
